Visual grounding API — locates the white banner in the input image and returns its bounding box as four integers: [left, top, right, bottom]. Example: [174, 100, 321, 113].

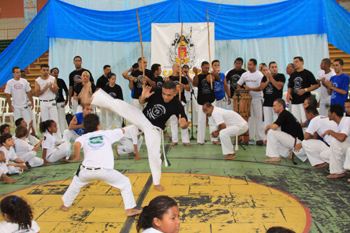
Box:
[151, 23, 215, 77]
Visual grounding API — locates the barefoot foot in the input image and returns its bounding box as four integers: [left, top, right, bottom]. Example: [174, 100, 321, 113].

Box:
[59, 158, 70, 163]
[154, 184, 165, 192]
[171, 142, 178, 146]
[265, 157, 281, 162]
[126, 208, 142, 217]
[327, 173, 345, 179]
[60, 205, 69, 211]
[1, 174, 17, 184]
[224, 154, 236, 160]
[183, 143, 191, 147]
[44, 162, 50, 166]
[197, 143, 204, 146]
[313, 162, 329, 169]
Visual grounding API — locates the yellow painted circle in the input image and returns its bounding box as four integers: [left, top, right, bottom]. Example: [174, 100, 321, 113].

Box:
[0, 173, 311, 232]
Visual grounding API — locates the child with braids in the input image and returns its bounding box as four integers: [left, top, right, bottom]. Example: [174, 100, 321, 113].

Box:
[0, 195, 40, 232]
[39, 120, 74, 166]
[137, 196, 180, 233]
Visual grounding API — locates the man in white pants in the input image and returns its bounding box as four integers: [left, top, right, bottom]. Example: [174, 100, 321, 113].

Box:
[265, 98, 307, 162]
[193, 61, 221, 145]
[5, 67, 33, 124]
[202, 102, 248, 160]
[115, 125, 143, 160]
[79, 81, 189, 192]
[237, 58, 264, 145]
[63, 105, 93, 143]
[316, 59, 335, 116]
[96, 65, 111, 130]
[320, 104, 350, 179]
[286, 56, 319, 122]
[301, 106, 337, 168]
[260, 62, 285, 140]
[60, 114, 141, 217]
[35, 64, 61, 137]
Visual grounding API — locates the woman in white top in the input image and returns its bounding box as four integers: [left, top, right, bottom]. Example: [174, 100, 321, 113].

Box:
[0, 195, 40, 233]
[39, 120, 74, 166]
[15, 126, 44, 167]
[137, 196, 180, 233]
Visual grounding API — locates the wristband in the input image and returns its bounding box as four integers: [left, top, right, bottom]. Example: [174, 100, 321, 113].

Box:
[304, 88, 308, 92]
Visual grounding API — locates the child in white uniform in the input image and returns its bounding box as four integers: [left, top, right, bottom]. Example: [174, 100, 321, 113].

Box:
[137, 196, 180, 233]
[60, 113, 141, 217]
[0, 195, 40, 233]
[40, 120, 73, 166]
[15, 126, 44, 167]
[114, 125, 143, 160]
[0, 133, 28, 175]
[14, 118, 39, 146]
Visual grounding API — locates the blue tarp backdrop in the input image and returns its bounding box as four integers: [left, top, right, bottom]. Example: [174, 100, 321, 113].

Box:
[0, 0, 349, 86]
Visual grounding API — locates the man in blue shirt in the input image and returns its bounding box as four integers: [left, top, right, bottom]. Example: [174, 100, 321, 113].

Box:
[212, 60, 229, 108]
[326, 59, 349, 108]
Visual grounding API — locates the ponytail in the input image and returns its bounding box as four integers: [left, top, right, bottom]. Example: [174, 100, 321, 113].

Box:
[39, 120, 54, 133]
[0, 196, 33, 230]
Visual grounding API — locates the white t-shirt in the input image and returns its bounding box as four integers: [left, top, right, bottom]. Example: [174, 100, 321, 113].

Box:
[142, 227, 163, 233]
[317, 69, 336, 104]
[76, 129, 124, 169]
[122, 125, 141, 144]
[0, 220, 40, 233]
[35, 75, 56, 100]
[237, 70, 263, 100]
[211, 106, 247, 128]
[42, 132, 57, 155]
[337, 117, 350, 143]
[0, 146, 18, 165]
[15, 138, 34, 157]
[4, 78, 31, 108]
[305, 115, 337, 144]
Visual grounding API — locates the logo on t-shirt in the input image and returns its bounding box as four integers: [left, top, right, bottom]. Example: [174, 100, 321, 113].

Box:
[136, 75, 143, 88]
[157, 81, 163, 88]
[265, 83, 274, 94]
[109, 92, 117, 98]
[201, 79, 211, 94]
[146, 104, 166, 120]
[88, 136, 105, 149]
[293, 77, 303, 93]
[73, 74, 81, 86]
[331, 82, 339, 99]
[14, 83, 23, 89]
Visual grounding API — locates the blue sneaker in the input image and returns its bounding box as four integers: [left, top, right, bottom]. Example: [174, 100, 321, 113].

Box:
[248, 140, 255, 145]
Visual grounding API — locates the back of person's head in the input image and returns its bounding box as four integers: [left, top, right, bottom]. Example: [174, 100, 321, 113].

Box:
[204, 102, 213, 108]
[39, 120, 54, 133]
[162, 80, 176, 91]
[151, 64, 161, 73]
[305, 106, 319, 115]
[0, 133, 13, 145]
[0, 124, 10, 135]
[0, 196, 33, 230]
[107, 72, 116, 80]
[83, 114, 100, 133]
[306, 95, 317, 108]
[266, 226, 296, 233]
[329, 104, 344, 117]
[274, 98, 285, 108]
[15, 125, 27, 139]
[15, 118, 24, 127]
[136, 196, 178, 233]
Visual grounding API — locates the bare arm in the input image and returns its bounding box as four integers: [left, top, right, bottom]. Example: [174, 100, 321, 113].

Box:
[211, 123, 226, 138]
[122, 67, 133, 80]
[49, 78, 58, 94]
[32, 138, 44, 151]
[322, 130, 347, 142]
[35, 81, 49, 97]
[68, 116, 83, 130]
[6, 93, 14, 112]
[144, 76, 156, 87]
[74, 141, 82, 162]
[265, 123, 279, 135]
[329, 82, 348, 95]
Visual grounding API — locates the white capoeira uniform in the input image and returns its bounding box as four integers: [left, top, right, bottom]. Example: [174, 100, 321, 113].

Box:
[211, 106, 248, 155]
[36, 75, 61, 136]
[237, 70, 264, 141]
[4, 78, 32, 123]
[317, 69, 335, 116]
[265, 110, 307, 161]
[301, 115, 337, 166]
[56, 101, 68, 135]
[117, 125, 143, 155]
[42, 131, 71, 163]
[0, 146, 22, 174]
[62, 129, 137, 210]
[141, 228, 163, 233]
[106, 109, 122, 129]
[91, 89, 187, 185]
[320, 117, 350, 174]
[0, 220, 40, 233]
[15, 138, 43, 167]
[170, 100, 190, 144]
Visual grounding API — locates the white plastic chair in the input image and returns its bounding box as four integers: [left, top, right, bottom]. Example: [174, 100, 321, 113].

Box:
[32, 97, 41, 126]
[0, 98, 6, 123]
[2, 101, 14, 125]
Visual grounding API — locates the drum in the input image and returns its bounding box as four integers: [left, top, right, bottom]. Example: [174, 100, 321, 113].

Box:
[232, 90, 252, 144]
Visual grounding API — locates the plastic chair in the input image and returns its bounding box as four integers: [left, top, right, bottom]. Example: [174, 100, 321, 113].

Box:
[32, 96, 41, 126]
[0, 98, 6, 124]
[2, 101, 14, 125]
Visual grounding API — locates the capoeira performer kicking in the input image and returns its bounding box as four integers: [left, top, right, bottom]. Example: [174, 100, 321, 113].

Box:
[202, 102, 248, 160]
[114, 125, 143, 160]
[79, 80, 189, 191]
[60, 114, 141, 216]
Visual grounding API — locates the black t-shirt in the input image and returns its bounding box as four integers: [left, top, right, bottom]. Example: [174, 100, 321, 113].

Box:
[262, 73, 286, 107]
[154, 76, 164, 88]
[225, 68, 246, 97]
[96, 75, 109, 89]
[169, 75, 188, 104]
[69, 69, 94, 92]
[56, 78, 68, 103]
[102, 84, 123, 100]
[130, 69, 154, 99]
[287, 69, 317, 104]
[197, 74, 216, 105]
[274, 110, 304, 140]
[143, 88, 187, 130]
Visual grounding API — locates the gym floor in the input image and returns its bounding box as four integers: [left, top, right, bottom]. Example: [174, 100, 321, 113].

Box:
[0, 129, 349, 233]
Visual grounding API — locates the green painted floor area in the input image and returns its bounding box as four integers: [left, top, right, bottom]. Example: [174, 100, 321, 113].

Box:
[1, 130, 350, 232]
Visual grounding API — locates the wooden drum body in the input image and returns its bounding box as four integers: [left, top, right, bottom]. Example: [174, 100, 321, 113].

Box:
[233, 90, 252, 144]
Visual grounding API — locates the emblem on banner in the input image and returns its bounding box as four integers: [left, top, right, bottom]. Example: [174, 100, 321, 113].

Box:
[167, 27, 196, 68]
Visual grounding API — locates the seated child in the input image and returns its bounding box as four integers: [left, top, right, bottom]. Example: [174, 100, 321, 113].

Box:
[114, 125, 143, 160]
[15, 118, 39, 146]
